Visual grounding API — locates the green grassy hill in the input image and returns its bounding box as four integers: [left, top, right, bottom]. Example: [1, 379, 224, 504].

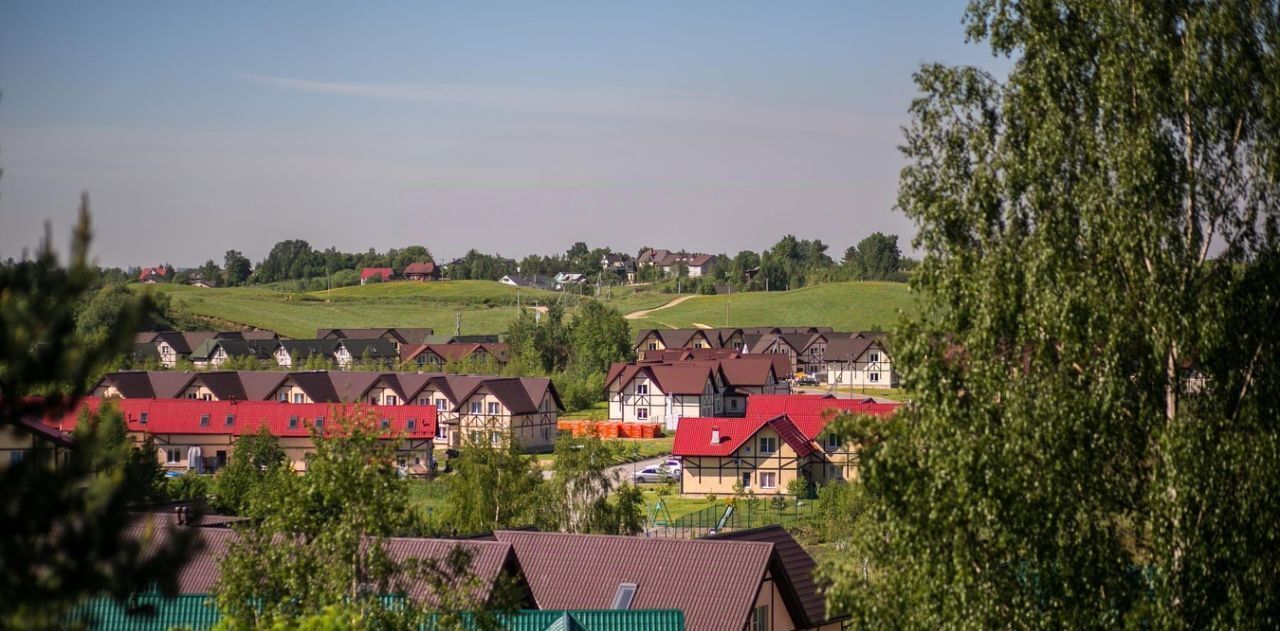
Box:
[140, 280, 915, 338]
[626, 281, 916, 332]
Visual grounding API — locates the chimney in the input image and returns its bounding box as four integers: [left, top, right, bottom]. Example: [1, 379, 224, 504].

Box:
[710, 426, 720, 445]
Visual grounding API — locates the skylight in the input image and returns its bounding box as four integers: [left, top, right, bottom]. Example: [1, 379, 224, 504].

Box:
[611, 583, 637, 610]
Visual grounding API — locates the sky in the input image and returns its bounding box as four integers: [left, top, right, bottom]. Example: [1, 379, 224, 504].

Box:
[0, 1, 1009, 268]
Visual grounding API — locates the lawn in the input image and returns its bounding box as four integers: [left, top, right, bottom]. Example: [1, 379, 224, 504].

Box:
[142, 281, 569, 339]
[626, 281, 917, 332]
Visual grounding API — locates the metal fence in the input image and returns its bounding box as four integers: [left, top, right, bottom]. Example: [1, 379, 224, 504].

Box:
[647, 498, 815, 539]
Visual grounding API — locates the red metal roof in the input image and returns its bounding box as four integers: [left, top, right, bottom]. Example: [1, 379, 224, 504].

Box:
[44, 398, 435, 439]
[359, 267, 394, 281]
[674, 395, 900, 457]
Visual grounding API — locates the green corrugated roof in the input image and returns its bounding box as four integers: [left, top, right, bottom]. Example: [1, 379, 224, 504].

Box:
[69, 595, 219, 630]
[71, 595, 683, 631]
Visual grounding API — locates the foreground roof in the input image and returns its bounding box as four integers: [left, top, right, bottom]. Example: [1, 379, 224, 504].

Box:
[494, 530, 771, 631]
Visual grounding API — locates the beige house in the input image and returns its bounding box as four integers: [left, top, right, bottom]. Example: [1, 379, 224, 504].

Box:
[824, 334, 896, 389]
[605, 363, 719, 428]
[453, 377, 562, 452]
[0, 419, 74, 469]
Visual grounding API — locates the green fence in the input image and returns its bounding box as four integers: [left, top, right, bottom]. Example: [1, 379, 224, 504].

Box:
[650, 498, 815, 539]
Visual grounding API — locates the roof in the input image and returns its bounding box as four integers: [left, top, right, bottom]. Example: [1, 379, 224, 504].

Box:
[501, 275, 554, 289]
[604, 364, 715, 396]
[280, 339, 340, 360]
[360, 267, 394, 281]
[402, 261, 438, 275]
[337, 339, 399, 359]
[672, 415, 817, 458]
[13, 417, 75, 448]
[455, 377, 561, 415]
[44, 398, 437, 439]
[704, 525, 841, 628]
[494, 530, 773, 631]
[405, 343, 512, 364]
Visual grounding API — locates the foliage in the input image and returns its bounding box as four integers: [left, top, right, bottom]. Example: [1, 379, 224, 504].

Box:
[0, 201, 196, 629]
[843, 232, 903, 281]
[71, 403, 166, 503]
[443, 249, 517, 281]
[166, 471, 211, 502]
[209, 427, 288, 515]
[827, 3, 1280, 628]
[215, 414, 511, 629]
[223, 250, 252, 286]
[566, 300, 633, 374]
[441, 437, 545, 535]
[552, 368, 605, 413]
[543, 434, 644, 535]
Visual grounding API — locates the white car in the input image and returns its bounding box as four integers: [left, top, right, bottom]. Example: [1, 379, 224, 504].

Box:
[633, 464, 679, 484]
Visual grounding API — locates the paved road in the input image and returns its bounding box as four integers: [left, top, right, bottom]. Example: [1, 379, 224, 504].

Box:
[540, 454, 671, 481]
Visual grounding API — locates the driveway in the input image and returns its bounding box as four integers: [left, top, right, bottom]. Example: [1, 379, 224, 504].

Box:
[540, 454, 671, 482]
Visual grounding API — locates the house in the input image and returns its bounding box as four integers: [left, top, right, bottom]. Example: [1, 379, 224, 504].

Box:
[605, 362, 720, 428]
[402, 261, 441, 281]
[189, 338, 280, 369]
[636, 249, 715, 277]
[360, 267, 395, 284]
[599, 253, 636, 283]
[134, 331, 248, 368]
[190, 278, 217, 288]
[553, 272, 586, 290]
[333, 339, 400, 369]
[315, 327, 436, 349]
[402, 343, 511, 370]
[494, 529, 846, 631]
[43, 398, 438, 473]
[452, 377, 563, 451]
[823, 333, 896, 389]
[500, 275, 555, 290]
[673, 394, 899, 495]
[138, 266, 169, 284]
[0, 418, 74, 469]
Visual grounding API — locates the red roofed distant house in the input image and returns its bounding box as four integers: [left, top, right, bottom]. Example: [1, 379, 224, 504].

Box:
[0, 418, 74, 469]
[672, 394, 899, 495]
[138, 266, 170, 284]
[401, 261, 440, 281]
[359, 267, 395, 285]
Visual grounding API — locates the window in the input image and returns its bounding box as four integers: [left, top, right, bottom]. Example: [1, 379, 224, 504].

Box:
[487, 402, 499, 415]
[436, 424, 448, 440]
[166, 448, 182, 464]
[216, 450, 228, 467]
[489, 431, 501, 446]
[186, 393, 197, 400]
[760, 472, 777, 489]
[314, 416, 324, 429]
[380, 418, 390, 429]
[470, 401, 482, 414]
[200, 414, 210, 427]
[730, 399, 739, 410]
[139, 412, 148, 425]
[278, 391, 288, 402]
[225, 414, 235, 427]
[741, 472, 752, 488]
[293, 393, 304, 403]
[647, 342, 658, 350]
[759, 437, 777, 454]
[10, 451, 25, 465]
[611, 583, 638, 610]
[418, 397, 428, 406]
[407, 418, 416, 430]
[386, 395, 398, 405]
[201, 393, 213, 401]
[636, 408, 649, 420]
[289, 416, 298, 429]
[750, 605, 771, 631]
[869, 372, 880, 383]
[825, 433, 840, 450]
[436, 399, 447, 411]
[869, 352, 880, 363]
[636, 383, 649, 396]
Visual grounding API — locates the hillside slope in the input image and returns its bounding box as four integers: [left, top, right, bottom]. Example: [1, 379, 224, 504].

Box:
[625, 282, 915, 332]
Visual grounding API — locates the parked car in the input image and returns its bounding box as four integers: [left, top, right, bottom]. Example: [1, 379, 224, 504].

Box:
[633, 465, 677, 484]
[793, 373, 818, 386]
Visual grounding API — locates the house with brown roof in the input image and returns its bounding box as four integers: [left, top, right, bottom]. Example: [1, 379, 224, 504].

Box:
[453, 377, 563, 451]
[0, 418, 74, 469]
[823, 333, 896, 388]
[493, 529, 845, 631]
[605, 362, 720, 428]
[402, 261, 441, 281]
[402, 343, 511, 370]
[636, 249, 715, 277]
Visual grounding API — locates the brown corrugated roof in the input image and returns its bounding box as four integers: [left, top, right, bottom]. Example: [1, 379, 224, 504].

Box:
[192, 371, 248, 400]
[494, 530, 772, 631]
[704, 525, 842, 628]
[288, 371, 341, 402]
[647, 365, 715, 395]
[96, 372, 156, 398]
[329, 371, 385, 403]
[237, 371, 291, 400]
[457, 378, 536, 414]
[716, 357, 777, 388]
[823, 335, 876, 363]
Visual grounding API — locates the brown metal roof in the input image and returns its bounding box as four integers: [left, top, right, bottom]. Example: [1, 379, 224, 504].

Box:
[704, 525, 842, 628]
[97, 372, 156, 398]
[192, 371, 248, 400]
[494, 530, 773, 631]
[236, 371, 291, 401]
[288, 371, 341, 403]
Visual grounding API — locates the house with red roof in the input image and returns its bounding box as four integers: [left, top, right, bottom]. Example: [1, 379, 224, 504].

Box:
[672, 394, 899, 495]
[359, 267, 395, 284]
[42, 398, 438, 474]
[0, 418, 74, 469]
[138, 266, 170, 284]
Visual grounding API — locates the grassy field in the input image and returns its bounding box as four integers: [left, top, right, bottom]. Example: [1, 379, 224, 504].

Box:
[140, 279, 915, 339]
[143, 281, 567, 339]
[626, 281, 916, 332]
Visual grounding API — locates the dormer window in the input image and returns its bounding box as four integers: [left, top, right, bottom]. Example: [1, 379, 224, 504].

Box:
[314, 417, 324, 429]
[407, 419, 416, 430]
[199, 414, 210, 427]
[612, 583, 637, 610]
[289, 416, 298, 429]
[225, 414, 235, 427]
[139, 412, 148, 425]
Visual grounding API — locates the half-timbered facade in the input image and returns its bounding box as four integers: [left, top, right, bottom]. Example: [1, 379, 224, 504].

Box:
[605, 363, 719, 428]
[823, 334, 897, 389]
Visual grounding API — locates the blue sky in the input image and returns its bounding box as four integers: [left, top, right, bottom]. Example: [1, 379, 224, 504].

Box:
[0, 1, 1007, 268]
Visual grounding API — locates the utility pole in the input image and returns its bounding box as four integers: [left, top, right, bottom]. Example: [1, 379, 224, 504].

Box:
[455, 313, 461, 337]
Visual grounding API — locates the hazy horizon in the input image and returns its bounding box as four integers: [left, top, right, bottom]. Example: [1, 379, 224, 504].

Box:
[0, 1, 1008, 268]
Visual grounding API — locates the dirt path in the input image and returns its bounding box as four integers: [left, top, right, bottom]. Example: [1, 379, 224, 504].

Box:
[623, 294, 701, 321]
